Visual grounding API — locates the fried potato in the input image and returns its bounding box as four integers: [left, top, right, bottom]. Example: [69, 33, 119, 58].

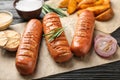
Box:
[77, 0, 96, 9]
[59, 0, 113, 21]
[103, 0, 110, 5]
[77, 0, 105, 10]
[86, 4, 110, 16]
[76, 0, 82, 3]
[67, 0, 77, 14]
[77, 4, 110, 16]
[80, 0, 96, 4]
[59, 0, 69, 8]
[77, 3, 94, 9]
[96, 8, 114, 21]
[94, 0, 104, 5]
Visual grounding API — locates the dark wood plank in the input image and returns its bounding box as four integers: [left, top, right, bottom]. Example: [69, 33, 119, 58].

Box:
[41, 61, 120, 80]
[0, 0, 25, 24]
[0, 0, 120, 80]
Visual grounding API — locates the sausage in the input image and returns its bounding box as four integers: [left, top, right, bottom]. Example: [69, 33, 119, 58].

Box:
[71, 10, 95, 57]
[15, 19, 42, 75]
[43, 12, 72, 63]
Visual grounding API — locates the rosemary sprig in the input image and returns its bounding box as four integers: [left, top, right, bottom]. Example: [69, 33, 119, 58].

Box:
[45, 4, 67, 17]
[43, 27, 64, 42]
[42, 4, 52, 13]
[42, 4, 67, 17]
[42, 9, 47, 15]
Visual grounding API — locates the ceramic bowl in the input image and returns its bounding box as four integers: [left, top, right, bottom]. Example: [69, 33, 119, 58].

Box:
[0, 10, 13, 30]
[13, 0, 44, 20]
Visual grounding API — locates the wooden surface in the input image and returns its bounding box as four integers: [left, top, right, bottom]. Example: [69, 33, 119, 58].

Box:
[0, 0, 120, 80]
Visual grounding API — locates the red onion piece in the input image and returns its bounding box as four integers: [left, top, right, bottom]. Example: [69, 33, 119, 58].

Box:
[94, 34, 117, 58]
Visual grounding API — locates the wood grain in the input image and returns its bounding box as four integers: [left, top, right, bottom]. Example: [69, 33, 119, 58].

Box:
[0, 0, 120, 80]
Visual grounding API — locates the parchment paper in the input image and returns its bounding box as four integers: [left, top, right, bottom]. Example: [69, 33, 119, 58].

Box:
[0, 0, 120, 80]
[47, 0, 120, 33]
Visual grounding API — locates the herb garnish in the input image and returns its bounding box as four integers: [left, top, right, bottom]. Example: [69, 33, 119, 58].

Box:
[43, 27, 64, 42]
[42, 4, 67, 17]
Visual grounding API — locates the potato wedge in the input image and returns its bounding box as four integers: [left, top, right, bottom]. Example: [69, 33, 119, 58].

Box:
[77, 0, 108, 9]
[77, 3, 94, 9]
[86, 4, 110, 16]
[80, 0, 96, 4]
[77, 0, 96, 9]
[94, 0, 104, 5]
[103, 0, 110, 5]
[96, 8, 114, 21]
[67, 0, 77, 14]
[59, 0, 69, 8]
[76, 0, 82, 3]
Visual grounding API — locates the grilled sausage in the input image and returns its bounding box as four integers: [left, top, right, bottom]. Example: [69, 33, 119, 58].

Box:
[43, 12, 72, 63]
[71, 10, 95, 57]
[15, 19, 42, 75]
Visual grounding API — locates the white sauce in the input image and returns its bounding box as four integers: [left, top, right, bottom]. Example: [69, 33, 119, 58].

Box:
[15, 0, 43, 11]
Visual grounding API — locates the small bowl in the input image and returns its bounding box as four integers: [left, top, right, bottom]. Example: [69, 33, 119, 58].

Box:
[13, 0, 44, 20]
[0, 10, 13, 30]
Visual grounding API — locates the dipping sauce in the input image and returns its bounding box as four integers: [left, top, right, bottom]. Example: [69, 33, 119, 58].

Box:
[0, 11, 13, 30]
[15, 0, 43, 11]
[0, 13, 12, 25]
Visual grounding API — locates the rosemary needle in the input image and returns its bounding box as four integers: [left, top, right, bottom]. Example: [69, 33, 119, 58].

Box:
[42, 6, 52, 13]
[42, 9, 47, 15]
[42, 4, 67, 17]
[45, 4, 67, 17]
[43, 27, 64, 42]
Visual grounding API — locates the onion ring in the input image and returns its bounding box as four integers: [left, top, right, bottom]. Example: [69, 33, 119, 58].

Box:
[94, 34, 117, 58]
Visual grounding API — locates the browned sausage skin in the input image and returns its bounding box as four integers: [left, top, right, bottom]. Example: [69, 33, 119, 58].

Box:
[43, 12, 72, 63]
[71, 10, 95, 57]
[15, 19, 42, 75]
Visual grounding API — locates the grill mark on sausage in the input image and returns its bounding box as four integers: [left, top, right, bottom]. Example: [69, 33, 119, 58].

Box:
[16, 19, 42, 75]
[43, 14, 59, 21]
[44, 17, 60, 23]
[71, 10, 95, 57]
[43, 12, 72, 62]
[17, 50, 34, 58]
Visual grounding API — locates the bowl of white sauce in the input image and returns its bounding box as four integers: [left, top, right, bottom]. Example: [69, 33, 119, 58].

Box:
[14, 0, 44, 20]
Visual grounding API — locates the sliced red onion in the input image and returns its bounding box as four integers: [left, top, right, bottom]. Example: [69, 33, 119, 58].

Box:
[94, 34, 105, 42]
[94, 34, 117, 58]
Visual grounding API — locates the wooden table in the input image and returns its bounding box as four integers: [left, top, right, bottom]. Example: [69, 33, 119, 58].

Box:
[0, 0, 120, 80]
